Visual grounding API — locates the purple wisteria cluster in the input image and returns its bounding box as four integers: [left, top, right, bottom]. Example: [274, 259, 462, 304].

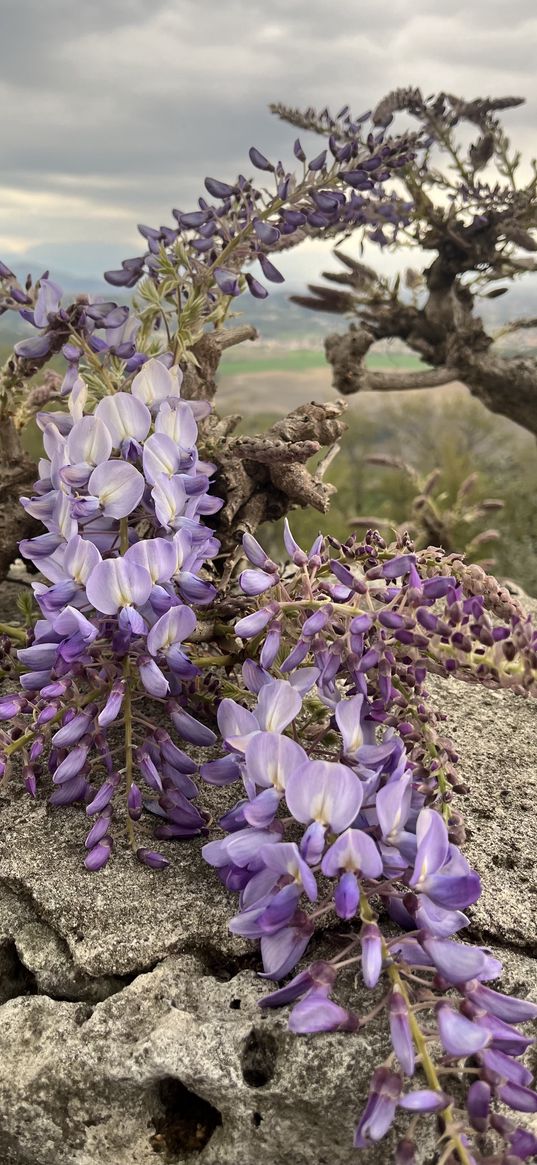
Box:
[101, 120, 420, 300]
[0, 110, 422, 397]
[0, 357, 223, 869]
[1, 98, 536, 1165]
[199, 525, 537, 1164]
[0, 268, 142, 369]
[0, 103, 426, 416]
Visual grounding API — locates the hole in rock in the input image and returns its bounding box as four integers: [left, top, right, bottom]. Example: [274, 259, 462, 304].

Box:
[150, 1077, 222, 1157]
[252, 1111, 263, 1128]
[240, 1027, 278, 1088]
[74, 1004, 95, 1026]
[198, 946, 259, 982]
[229, 998, 241, 1010]
[0, 941, 37, 1003]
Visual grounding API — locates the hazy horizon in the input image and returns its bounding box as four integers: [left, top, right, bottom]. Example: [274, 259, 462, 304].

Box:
[2, 0, 537, 287]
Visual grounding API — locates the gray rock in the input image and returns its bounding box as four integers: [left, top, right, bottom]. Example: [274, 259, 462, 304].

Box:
[0, 784, 247, 978]
[0, 946, 535, 1165]
[0, 675, 536, 1164]
[428, 677, 537, 952]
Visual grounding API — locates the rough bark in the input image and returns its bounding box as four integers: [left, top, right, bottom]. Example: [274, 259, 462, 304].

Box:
[201, 400, 347, 554]
[0, 322, 347, 577]
[0, 419, 38, 580]
[305, 248, 537, 437]
[179, 325, 348, 554]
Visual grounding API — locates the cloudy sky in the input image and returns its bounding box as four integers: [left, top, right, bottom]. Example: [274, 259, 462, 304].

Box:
[1, 0, 536, 286]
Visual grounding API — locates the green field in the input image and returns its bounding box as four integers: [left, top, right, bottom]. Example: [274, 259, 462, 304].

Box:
[218, 349, 427, 377]
[0, 340, 427, 379]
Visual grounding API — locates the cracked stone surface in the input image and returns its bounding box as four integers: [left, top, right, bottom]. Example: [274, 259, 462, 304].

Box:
[0, 783, 249, 979]
[0, 946, 535, 1165]
[0, 675, 536, 1163]
[429, 677, 537, 954]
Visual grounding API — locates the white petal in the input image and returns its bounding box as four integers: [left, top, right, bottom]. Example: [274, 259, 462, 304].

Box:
[88, 461, 145, 519]
[95, 392, 151, 446]
[131, 358, 177, 405]
[154, 400, 197, 447]
[64, 535, 102, 584]
[67, 416, 113, 467]
[142, 433, 181, 485]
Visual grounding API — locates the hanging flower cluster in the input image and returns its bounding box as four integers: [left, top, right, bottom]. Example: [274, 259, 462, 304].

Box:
[0, 97, 536, 1165]
[200, 525, 537, 1164]
[102, 122, 420, 297]
[0, 107, 423, 384]
[0, 358, 223, 869]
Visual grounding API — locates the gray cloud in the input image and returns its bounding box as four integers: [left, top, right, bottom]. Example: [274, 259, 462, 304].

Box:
[1, 0, 536, 279]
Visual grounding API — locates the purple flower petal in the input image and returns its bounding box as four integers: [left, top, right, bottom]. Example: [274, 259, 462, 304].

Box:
[399, 1090, 449, 1113]
[52, 710, 93, 747]
[361, 923, 383, 988]
[498, 1083, 537, 1114]
[423, 938, 488, 985]
[289, 988, 357, 1033]
[334, 870, 360, 919]
[67, 416, 113, 467]
[437, 1005, 490, 1056]
[125, 537, 177, 585]
[259, 841, 317, 901]
[85, 813, 112, 849]
[52, 743, 90, 785]
[248, 147, 274, 171]
[286, 760, 363, 833]
[169, 704, 216, 746]
[466, 1080, 491, 1132]
[86, 779, 117, 815]
[255, 680, 302, 733]
[260, 915, 314, 980]
[483, 1048, 533, 1085]
[86, 558, 152, 615]
[146, 605, 197, 656]
[131, 358, 180, 405]
[243, 786, 282, 828]
[235, 608, 274, 639]
[321, 829, 382, 879]
[49, 774, 89, 806]
[127, 783, 143, 820]
[354, 1068, 401, 1148]
[389, 987, 415, 1076]
[239, 569, 277, 596]
[136, 848, 170, 870]
[88, 461, 145, 519]
[245, 731, 307, 792]
[200, 755, 242, 786]
[214, 267, 241, 297]
[467, 983, 537, 1024]
[139, 657, 170, 697]
[95, 392, 151, 446]
[84, 837, 112, 871]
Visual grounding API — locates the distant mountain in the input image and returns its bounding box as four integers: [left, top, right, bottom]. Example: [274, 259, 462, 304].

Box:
[2, 267, 536, 350]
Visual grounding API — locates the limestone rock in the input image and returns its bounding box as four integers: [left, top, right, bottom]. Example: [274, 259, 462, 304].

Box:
[0, 945, 535, 1165]
[428, 677, 537, 952]
[0, 785, 247, 979]
[0, 675, 536, 1164]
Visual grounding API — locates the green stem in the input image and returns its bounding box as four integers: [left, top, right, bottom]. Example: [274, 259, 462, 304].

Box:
[4, 689, 99, 757]
[359, 894, 472, 1165]
[118, 516, 136, 846]
[0, 622, 27, 643]
[123, 657, 135, 849]
[119, 517, 129, 556]
[193, 653, 233, 668]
